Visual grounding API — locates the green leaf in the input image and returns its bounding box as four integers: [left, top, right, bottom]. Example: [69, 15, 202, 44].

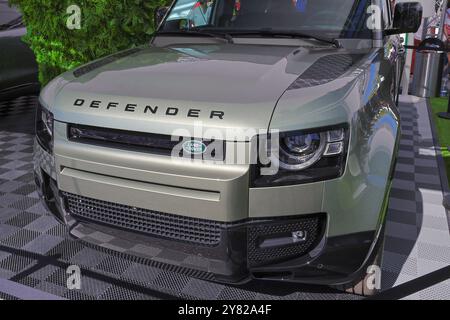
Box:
[9, 0, 168, 85]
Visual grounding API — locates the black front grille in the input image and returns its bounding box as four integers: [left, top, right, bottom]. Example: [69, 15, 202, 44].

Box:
[68, 124, 225, 160]
[63, 192, 226, 246]
[247, 215, 325, 267]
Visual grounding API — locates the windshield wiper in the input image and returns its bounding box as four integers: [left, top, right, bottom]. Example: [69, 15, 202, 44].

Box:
[217, 29, 340, 48]
[155, 30, 234, 44]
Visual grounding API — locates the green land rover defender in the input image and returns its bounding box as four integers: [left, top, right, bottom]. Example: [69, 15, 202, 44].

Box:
[34, 0, 422, 295]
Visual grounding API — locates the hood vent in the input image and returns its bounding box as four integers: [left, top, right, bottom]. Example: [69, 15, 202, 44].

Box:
[288, 54, 364, 90]
[73, 48, 141, 78]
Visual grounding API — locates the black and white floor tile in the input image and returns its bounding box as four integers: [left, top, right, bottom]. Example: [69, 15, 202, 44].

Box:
[383, 96, 450, 299]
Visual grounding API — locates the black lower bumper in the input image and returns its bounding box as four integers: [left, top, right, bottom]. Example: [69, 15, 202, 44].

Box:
[35, 168, 380, 286]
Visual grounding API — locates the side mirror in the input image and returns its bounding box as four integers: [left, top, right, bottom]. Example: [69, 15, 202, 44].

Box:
[385, 2, 423, 36]
[154, 6, 169, 29]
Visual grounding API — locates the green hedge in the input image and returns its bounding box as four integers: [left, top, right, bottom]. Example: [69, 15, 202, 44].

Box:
[9, 0, 171, 85]
[430, 98, 450, 186]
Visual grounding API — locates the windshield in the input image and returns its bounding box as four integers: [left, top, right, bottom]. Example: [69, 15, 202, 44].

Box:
[160, 0, 374, 40]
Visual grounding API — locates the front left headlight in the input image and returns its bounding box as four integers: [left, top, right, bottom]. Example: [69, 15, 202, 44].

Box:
[251, 124, 349, 187]
[36, 102, 54, 153]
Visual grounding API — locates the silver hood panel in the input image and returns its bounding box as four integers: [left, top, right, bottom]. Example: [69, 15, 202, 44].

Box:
[50, 43, 367, 139]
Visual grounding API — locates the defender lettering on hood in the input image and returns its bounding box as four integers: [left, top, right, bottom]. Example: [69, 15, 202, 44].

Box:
[73, 98, 225, 120]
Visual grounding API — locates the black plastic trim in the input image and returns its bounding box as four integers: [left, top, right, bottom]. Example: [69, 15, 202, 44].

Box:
[67, 123, 226, 160]
[35, 169, 383, 286]
[35, 102, 53, 153]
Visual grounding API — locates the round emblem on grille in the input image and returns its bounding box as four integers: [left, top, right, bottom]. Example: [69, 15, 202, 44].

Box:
[183, 140, 206, 155]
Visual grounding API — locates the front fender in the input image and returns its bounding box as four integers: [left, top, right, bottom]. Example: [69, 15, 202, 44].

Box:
[323, 50, 399, 237]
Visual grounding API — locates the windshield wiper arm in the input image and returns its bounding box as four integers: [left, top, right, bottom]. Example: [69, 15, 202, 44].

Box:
[194, 29, 234, 44]
[155, 30, 234, 44]
[225, 29, 340, 48]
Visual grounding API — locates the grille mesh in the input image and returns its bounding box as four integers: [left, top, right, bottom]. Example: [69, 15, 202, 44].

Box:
[247, 216, 324, 267]
[63, 193, 225, 246]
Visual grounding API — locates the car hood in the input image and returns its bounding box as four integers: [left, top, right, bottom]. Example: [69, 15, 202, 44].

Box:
[48, 43, 365, 140]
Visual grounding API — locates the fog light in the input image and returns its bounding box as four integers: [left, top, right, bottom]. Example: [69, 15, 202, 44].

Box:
[247, 215, 325, 267]
[258, 230, 308, 249]
[292, 230, 307, 242]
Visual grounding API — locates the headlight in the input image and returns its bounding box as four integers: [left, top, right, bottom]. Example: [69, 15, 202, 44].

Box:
[251, 124, 349, 187]
[279, 132, 327, 170]
[41, 108, 54, 137]
[36, 102, 54, 153]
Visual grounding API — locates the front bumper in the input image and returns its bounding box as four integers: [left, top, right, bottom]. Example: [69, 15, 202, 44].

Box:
[34, 138, 380, 286]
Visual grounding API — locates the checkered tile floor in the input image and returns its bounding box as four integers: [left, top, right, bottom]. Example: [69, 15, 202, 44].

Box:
[0, 95, 448, 300]
[383, 96, 450, 299]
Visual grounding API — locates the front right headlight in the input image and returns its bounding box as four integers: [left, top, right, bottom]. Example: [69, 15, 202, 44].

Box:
[251, 124, 349, 187]
[36, 102, 54, 153]
[279, 128, 346, 171]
